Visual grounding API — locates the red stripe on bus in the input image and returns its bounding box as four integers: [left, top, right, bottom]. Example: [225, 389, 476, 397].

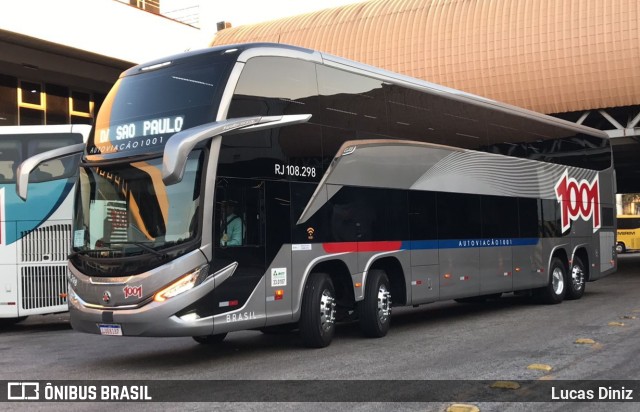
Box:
[322, 241, 402, 253]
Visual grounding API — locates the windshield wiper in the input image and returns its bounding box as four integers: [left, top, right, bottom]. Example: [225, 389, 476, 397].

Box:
[102, 241, 167, 259]
[68, 248, 119, 259]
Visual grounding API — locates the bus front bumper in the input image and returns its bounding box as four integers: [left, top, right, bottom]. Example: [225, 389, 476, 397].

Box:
[68, 273, 219, 337]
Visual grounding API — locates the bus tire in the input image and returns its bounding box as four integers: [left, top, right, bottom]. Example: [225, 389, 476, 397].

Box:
[192, 333, 227, 344]
[616, 242, 626, 254]
[565, 256, 586, 300]
[299, 273, 336, 348]
[358, 269, 391, 338]
[537, 257, 566, 304]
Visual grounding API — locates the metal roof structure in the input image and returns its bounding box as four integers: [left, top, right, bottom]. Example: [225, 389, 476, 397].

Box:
[210, 0, 640, 193]
[211, 0, 639, 115]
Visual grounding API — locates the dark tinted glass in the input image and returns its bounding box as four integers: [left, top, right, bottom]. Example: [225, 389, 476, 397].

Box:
[386, 85, 432, 140]
[328, 186, 407, 242]
[89, 57, 231, 157]
[482, 195, 519, 238]
[317, 65, 387, 134]
[409, 190, 438, 240]
[230, 57, 318, 117]
[300, 185, 408, 242]
[601, 207, 614, 227]
[71, 91, 91, 113]
[436, 192, 481, 239]
[518, 197, 540, 238]
[218, 124, 323, 181]
[0, 74, 17, 125]
[291, 182, 323, 243]
[540, 199, 562, 237]
[19, 107, 44, 125]
[20, 81, 41, 105]
[46, 84, 69, 125]
[265, 181, 292, 262]
[0, 132, 83, 183]
[617, 217, 640, 230]
[322, 126, 357, 169]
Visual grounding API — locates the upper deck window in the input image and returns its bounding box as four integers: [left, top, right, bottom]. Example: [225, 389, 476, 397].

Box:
[229, 57, 318, 118]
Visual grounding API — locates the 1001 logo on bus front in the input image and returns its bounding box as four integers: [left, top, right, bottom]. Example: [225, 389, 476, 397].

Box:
[555, 170, 600, 234]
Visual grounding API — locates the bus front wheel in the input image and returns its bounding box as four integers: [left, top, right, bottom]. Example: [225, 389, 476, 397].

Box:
[616, 242, 626, 254]
[537, 257, 566, 304]
[299, 273, 336, 348]
[358, 269, 392, 338]
[565, 256, 586, 300]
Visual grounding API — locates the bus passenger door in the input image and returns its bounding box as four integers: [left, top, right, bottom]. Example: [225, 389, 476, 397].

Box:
[212, 178, 266, 325]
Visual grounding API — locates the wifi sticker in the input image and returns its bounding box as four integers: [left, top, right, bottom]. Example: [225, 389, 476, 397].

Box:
[306, 227, 315, 240]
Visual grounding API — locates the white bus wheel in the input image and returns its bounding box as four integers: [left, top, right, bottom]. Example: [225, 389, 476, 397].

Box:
[299, 273, 336, 348]
[565, 256, 586, 300]
[358, 269, 392, 338]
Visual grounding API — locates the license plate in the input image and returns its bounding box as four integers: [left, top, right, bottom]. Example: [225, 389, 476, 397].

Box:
[98, 323, 123, 336]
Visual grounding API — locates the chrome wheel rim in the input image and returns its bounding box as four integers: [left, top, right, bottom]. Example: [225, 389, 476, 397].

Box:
[319, 289, 336, 332]
[552, 267, 565, 295]
[377, 284, 392, 323]
[571, 264, 584, 291]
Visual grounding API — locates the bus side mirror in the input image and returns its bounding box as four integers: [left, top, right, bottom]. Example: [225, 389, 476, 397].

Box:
[16, 143, 85, 200]
[162, 114, 311, 185]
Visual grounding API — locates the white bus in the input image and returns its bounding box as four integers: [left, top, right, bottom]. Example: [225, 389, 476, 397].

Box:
[0, 125, 89, 325]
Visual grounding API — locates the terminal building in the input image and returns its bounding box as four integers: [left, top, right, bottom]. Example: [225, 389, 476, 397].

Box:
[0, 0, 204, 127]
[210, 0, 640, 194]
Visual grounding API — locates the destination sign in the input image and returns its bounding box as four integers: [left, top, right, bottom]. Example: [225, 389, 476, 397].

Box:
[88, 115, 185, 157]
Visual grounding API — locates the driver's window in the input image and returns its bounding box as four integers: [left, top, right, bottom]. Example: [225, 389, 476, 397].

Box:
[214, 178, 264, 248]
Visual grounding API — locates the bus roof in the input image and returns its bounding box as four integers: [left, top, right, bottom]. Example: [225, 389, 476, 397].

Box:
[122, 42, 607, 146]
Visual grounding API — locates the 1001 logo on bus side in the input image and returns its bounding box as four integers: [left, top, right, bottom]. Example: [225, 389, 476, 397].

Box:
[555, 170, 600, 234]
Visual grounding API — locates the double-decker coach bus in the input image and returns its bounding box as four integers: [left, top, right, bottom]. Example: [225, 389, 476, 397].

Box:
[18, 44, 616, 347]
[1, 124, 88, 325]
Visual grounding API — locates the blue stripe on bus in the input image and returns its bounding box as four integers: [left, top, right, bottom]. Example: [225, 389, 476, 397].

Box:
[2, 179, 73, 244]
[404, 238, 539, 250]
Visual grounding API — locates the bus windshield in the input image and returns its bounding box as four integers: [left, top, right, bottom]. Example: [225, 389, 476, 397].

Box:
[87, 56, 232, 159]
[72, 150, 204, 261]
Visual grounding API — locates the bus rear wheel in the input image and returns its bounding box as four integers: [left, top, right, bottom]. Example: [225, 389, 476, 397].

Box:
[299, 273, 336, 348]
[616, 242, 626, 254]
[193, 333, 227, 344]
[537, 257, 566, 304]
[358, 269, 392, 338]
[565, 256, 586, 300]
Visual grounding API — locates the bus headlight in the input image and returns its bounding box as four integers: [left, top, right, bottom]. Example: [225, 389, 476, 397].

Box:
[68, 288, 78, 307]
[153, 264, 209, 303]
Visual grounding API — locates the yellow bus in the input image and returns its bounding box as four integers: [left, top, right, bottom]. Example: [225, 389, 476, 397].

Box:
[616, 215, 640, 253]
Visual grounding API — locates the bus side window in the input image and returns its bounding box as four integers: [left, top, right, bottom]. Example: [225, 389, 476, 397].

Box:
[0, 159, 15, 182]
[0, 142, 20, 182]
